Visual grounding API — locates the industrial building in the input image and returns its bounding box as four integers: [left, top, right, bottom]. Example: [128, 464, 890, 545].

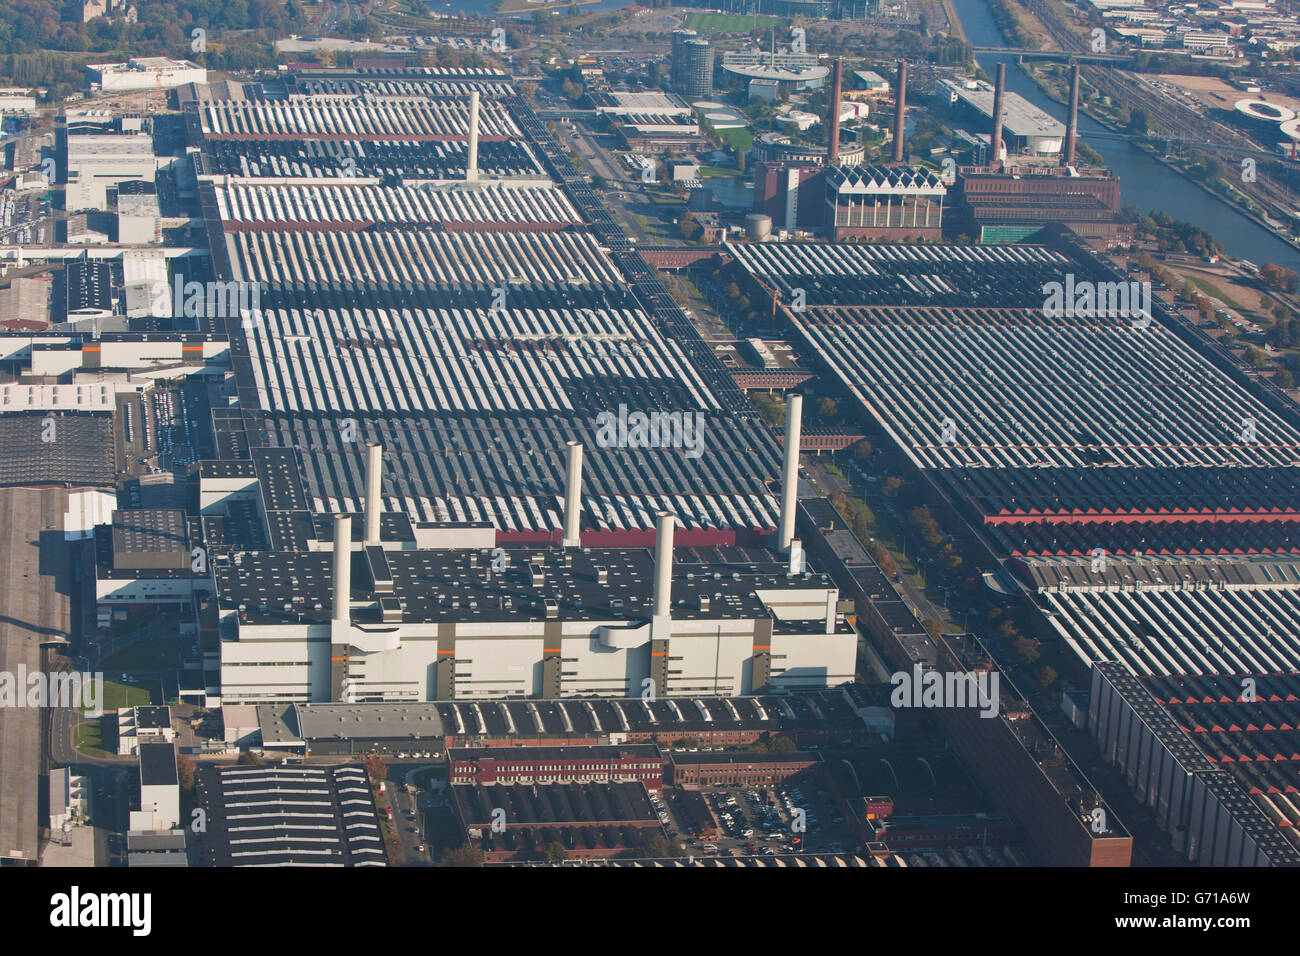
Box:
[451, 780, 662, 861]
[728, 225, 1300, 864]
[254, 686, 875, 754]
[215, 538, 856, 704]
[936, 77, 1066, 157]
[131, 741, 180, 832]
[167, 69, 865, 709]
[823, 165, 947, 241]
[449, 745, 665, 788]
[197, 763, 387, 866]
[90, 58, 207, 93]
[954, 164, 1130, 243]
[1090, 662, 1300, 866]
[949, 64, 1132, 243]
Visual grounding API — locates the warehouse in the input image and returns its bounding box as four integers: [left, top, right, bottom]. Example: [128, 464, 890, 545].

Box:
[1089, 662, 1300, 866]
[256, 686, 870, 753]
[198, 763, 387, 866]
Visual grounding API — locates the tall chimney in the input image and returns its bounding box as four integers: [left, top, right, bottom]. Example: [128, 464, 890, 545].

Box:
[466, 90, 480, 183]
[332, 514, 352, 625]
[563, 440, 583, 548]
[364, 442, 382, 546]
[892, 61, 907, 164]
[1064, 63, 1080, 167]
[990, 62, 1006, 168]
[778, 393, 803, 552]
[827, 58, 843, 168]
[653, 511, 675, 619]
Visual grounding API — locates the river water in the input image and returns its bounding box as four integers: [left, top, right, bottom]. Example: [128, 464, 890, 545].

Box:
[951, 0, 1300, 270]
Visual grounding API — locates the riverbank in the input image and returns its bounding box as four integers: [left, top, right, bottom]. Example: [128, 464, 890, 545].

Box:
[1021, 60, 1298, 257]
[497, 0, 603, 12]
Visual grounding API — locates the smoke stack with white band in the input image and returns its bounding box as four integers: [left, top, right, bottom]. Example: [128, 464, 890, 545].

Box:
[1064, 64, 1080, 167]
[990, 63, 1006, 168]
[364, 443, 382, 546]
[332, 514, 352, 625]
[892, 61, 907, 164]
[778, 393, 803, 552]
[563, 440, 583, 548]
[653, 511, 675, 619]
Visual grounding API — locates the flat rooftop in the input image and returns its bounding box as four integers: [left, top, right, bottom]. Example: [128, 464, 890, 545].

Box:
[215, 544, 841, 627]
[0, 487, 73, 862]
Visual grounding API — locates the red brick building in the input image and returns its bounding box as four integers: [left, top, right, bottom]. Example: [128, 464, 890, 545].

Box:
[448, 745, 664, 789]
[666, 750, 821, 788]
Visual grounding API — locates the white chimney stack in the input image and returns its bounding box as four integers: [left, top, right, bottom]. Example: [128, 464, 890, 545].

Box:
[466, 90, 480, 183]
[653, 511, 675, 620]
[563, 440, 583, 548]
[778, 393, 803, 552]
[364, 442, 382, 546]
[332, 514, 352, 625]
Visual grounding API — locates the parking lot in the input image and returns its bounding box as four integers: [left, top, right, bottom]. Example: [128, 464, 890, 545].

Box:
[656, 781, 853, 858]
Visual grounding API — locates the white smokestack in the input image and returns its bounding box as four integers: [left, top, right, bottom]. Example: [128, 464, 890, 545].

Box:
[653, 511, 675, 619]
[466, 90, 480, 183]
[778, 393, 803, 552]
[563, 440, 583, 548]
[332, 514, 352, 624]
[364, 442, 382, 546]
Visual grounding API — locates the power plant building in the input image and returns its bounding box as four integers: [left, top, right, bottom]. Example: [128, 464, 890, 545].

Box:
[824, 165, 946, 241]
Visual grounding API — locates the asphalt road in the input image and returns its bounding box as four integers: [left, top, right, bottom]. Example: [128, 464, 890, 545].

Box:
[385, 769, 434, 865]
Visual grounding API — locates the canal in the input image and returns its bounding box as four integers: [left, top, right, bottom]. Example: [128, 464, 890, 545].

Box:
[951, 0, 1300, 270]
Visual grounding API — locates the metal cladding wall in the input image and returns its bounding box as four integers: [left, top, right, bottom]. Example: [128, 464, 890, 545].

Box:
[1088, 663, 1300, 866]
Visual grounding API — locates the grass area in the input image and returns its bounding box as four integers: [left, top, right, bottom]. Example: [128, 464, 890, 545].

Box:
[712, 126, 754, 154]
[73, 720, 109, 758]
[631, 212, 671, 239]
[99, 637, 179, 672]
[682, 12, 784, 31]
[1186, 276, 1252, 315]
[96, 679, 160, 712]
[699, 165, 742, 178]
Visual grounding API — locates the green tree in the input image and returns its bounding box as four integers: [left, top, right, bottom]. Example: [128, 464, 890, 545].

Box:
[441, 845, 486, 867]
[542, 841, 569, 862]
[767, 734, 796, 753]
[176, 754, 196, 790]
[818, 397, 838, 421]
[237, 750, 262, 766]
